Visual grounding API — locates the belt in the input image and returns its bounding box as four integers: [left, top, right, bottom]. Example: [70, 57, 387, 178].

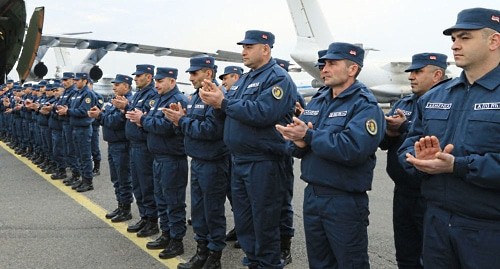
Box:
[310, 184, 364, 196]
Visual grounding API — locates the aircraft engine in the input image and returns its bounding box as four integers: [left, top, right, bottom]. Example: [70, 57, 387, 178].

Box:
[72, 64, 103, 81]
[32, 61, 48, 78]
[89, 65, 103, 81]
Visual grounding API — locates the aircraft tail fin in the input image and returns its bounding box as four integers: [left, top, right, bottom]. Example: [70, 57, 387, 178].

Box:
[286, 0, 332, 80]
[286, 0, 332, 48]
[16, 6, 44, 82]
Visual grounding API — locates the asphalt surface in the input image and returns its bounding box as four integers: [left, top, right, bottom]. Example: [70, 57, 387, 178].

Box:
[0, 135, 397, 269]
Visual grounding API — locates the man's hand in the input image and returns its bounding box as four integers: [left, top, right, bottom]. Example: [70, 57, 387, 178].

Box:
[112, 96, 128, 110]
[294, 101, 304, 117]
[275, 117, 313, 148]
[406, 135, 455, 174]
[125, 108, 144, 126]
[162, 102, 186, 126]
[56, 105, 68, 116]
[88, 106, 101, 118]
[385, 109, 407, 136]
[199, 79, 224, 109]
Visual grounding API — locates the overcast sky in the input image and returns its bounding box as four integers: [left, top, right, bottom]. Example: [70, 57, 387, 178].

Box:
[17, 0, 500, 84]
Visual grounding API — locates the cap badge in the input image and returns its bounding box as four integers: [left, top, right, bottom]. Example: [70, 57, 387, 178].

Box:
[349, 50, 357, 55]
[492, 15, 500, 23]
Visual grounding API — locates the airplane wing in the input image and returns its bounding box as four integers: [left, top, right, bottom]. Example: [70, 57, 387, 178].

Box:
[39, 35, 243, 63]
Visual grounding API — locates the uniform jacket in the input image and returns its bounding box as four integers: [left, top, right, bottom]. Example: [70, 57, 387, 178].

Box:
[292, 81, 385, 193]
[178, 90, 228, 161]
[67, 86, 96, 127]
[379, 94, 421, 190]
[220, 58, 297, 161]
[141, 86, 187, 156]
[398, 66, 500, 220]
[58, 85, 77, 123]
[125, 82, 157, 143]
[99, 91, 132, 143]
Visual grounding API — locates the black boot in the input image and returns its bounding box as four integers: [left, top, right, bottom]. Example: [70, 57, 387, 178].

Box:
[280, 236, 292, 266]
[92, 160, 100, 176]
[202, 250, 222, 269]
[159, 239, 184, 259]
[76, 179, 94, 192]
[127, 218, 147, 233]
[137, 218, 159, 237]
[64, 173, 80, 186]
[105, 203, 122, 219]
[177, 240, 208, 269]
[111, 204, 132, 222]
[51, 168, 67, 180]
[146, 231, 171, 250]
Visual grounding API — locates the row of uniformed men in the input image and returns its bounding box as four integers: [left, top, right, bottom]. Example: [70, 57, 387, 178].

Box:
[0, 74, 104, 192]
[86, 39, 304, 268]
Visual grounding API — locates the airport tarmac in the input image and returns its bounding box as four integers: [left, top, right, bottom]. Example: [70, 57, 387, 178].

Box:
[0, 136, 397, 269]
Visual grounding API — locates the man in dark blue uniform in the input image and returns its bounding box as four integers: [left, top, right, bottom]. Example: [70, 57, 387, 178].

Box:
[276, 42, 385, 269]
[47, 83, 67, 180]
[88, 79, 104, 176]
[112, 64, 159, 237]
[380, 52, 447, 269]
[88, 74, 134, 222]
[219, 65, 244, 94]
[165, 56, 229, 269]
[398, 8, 500, 269]
[200, 30, 297, 269]
[58, 72, 81, 186]
[127, 67, 188, 259]
[218, 65, 244, 247]
[57, 73, 96, 192]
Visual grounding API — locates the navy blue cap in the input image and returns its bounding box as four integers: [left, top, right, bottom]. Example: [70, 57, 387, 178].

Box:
[13, 82, 20, 86]
[23, 83, 32, 89]
[154, 67, 178, 80]
[315, 50, 328, 67]
[443, 8, 500, 35]
[132, 64, 155, 75]
[46, 83, 53, 90]
[275, 58, 290, 72]
[218, 66, 244, 79]
[186, 56, 215, 73]
[75, 73, 88, 80]
[52, 79, 61, 84]
[7, 79, 14, 83]
[32, 85, 40, 91]
[319, 42, 365, 67]
[111, 74, 133, 85]
[237, 30, 275, 47]
[38, 80, 47, 86]
[13, 85, 22, 91]
[62, 72, 75, 79]
[405, 53, 448, 72]
[52, 82, 62, 89]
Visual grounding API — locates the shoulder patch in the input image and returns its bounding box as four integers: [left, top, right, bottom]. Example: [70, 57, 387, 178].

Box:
[85, 97, 91, 104]
[365, 119, 378, 136]
[272, 86, 283, 100]
[149, 100, 155, 107]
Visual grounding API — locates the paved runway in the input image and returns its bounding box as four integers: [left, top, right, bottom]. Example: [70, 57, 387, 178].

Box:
[0, 136, 397, 269]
